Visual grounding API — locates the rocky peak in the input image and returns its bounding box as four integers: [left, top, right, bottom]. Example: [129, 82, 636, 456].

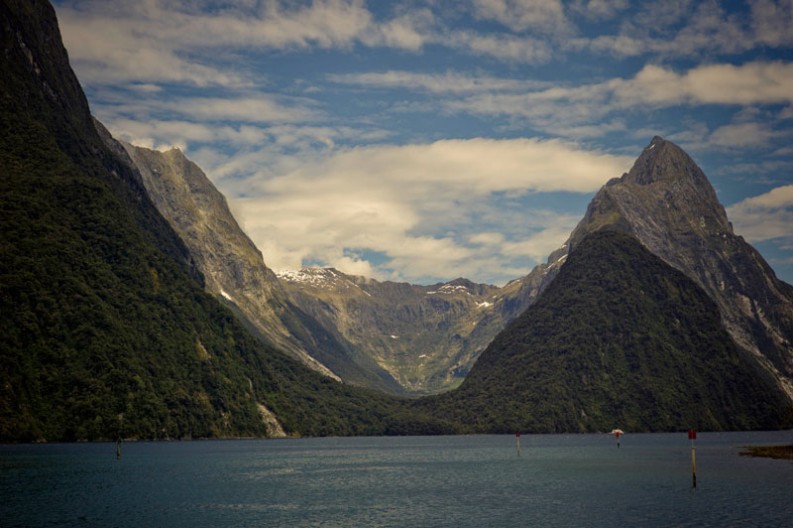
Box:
[561, 136, 793, 400]
[624, 137, 706, 186]
[569, 137, 732, 254]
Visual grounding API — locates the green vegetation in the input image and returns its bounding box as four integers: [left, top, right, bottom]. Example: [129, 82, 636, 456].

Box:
[417, 230, 791, 433]
[0, 0, 454, 441]
[1, 1, 787, 441]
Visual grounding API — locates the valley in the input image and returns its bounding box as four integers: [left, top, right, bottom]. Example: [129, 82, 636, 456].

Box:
[2, 0, 792, 441]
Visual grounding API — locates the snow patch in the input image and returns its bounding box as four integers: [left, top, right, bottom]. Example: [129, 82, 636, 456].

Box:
[277, 268, 369, 295]
[220, 289, 233, 302]
[426, 284, 471, 296]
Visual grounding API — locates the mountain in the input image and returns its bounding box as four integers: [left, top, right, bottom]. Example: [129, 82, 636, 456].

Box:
[564, 137, 793, 400]
[420, 230, 791, 432]
[273, 137, 793, 400]
[0, 0, 451, 441]
[280, 269, 505, 393]
[98, 136, 404, 395]
[91, 133, 523, 395]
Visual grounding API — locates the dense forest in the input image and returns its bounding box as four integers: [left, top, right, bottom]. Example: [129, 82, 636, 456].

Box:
[417, 231, 791, 433]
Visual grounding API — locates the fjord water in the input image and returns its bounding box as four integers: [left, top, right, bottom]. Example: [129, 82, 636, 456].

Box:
[3, 432, 791, 527]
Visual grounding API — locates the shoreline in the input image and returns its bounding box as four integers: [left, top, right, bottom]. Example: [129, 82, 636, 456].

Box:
[739, 444, 793, 460]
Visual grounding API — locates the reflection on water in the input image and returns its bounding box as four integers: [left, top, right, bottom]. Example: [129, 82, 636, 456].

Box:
[2, 432, 791, 527]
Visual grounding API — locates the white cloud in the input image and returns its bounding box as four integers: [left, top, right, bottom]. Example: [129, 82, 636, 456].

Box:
[448, 62, 793, 137]
[580, 0, 793, 58]
[446, 30, 553, 64]
[328, 70, 547, 94]
[471, 0, 572, 34]
[708, 122, 782, 148]
[727, 185, 793, 242]
[57, 5, 250, 87]
[361, 8, 435, 50]
[749, 0, 793, 48]
[501, 225, 579, 261]
[229, 138, 632, 284]
[570, 0, 629, 20]
[167, 96, 322, 124]
[56, 0, 389, 88]
[605, 61, 793, 107]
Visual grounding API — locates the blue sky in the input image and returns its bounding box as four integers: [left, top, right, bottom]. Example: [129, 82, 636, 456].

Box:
[52, 0, 793, 285]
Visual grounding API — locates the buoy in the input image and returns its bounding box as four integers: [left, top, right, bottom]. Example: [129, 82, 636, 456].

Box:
[611, 429, 624, 448]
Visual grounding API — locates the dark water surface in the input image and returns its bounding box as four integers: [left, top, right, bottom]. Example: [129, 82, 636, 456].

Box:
[2, 432, 791, 527]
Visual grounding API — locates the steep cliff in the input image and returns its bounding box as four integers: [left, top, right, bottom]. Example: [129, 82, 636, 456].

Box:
[566, 137, 793, 399]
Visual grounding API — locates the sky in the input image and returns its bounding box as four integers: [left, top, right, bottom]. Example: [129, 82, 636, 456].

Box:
[52, 0, 793, 286]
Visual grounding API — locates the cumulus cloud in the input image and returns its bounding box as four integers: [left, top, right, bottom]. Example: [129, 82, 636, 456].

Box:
[166, 96, 322, 124]
[569, 0, 630, 20]
[708, 122, 782, 148]
[230, 138, 632, 283]
[445, 31, 553, 64]
[56, 0, 398, 87]
[727, 185, 793, 242]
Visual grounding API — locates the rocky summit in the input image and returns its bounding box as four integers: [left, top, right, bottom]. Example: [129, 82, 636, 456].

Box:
[566, 137, 793, 401]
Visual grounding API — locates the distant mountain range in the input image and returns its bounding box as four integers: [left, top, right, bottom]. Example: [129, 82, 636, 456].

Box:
[123, 132, 793, 406]
[102, 137, 558, 395]
[1, 0, 790, 440]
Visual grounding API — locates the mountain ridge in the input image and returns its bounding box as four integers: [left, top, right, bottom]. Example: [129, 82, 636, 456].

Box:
[566, 136, 793, 400]
[106, 138, 407, 394]
[279, 266, 505, 393]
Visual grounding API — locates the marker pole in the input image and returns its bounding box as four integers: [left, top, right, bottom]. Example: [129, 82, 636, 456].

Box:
[688, 429, 697, 489]
[516, 431, 521, 457]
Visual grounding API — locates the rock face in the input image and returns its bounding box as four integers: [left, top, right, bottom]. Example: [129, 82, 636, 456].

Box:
[565, 137, 793, 400]
[102, 139, 404, 394]
[97, 132, 793, 402]
[116, 142, 329, 376]
[279, 268, 505, 393]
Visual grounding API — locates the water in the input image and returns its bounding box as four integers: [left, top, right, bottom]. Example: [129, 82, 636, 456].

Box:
[2, 432, 791, 527]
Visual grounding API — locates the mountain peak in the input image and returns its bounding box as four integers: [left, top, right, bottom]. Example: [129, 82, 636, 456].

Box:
[623, 136, 711, 189]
